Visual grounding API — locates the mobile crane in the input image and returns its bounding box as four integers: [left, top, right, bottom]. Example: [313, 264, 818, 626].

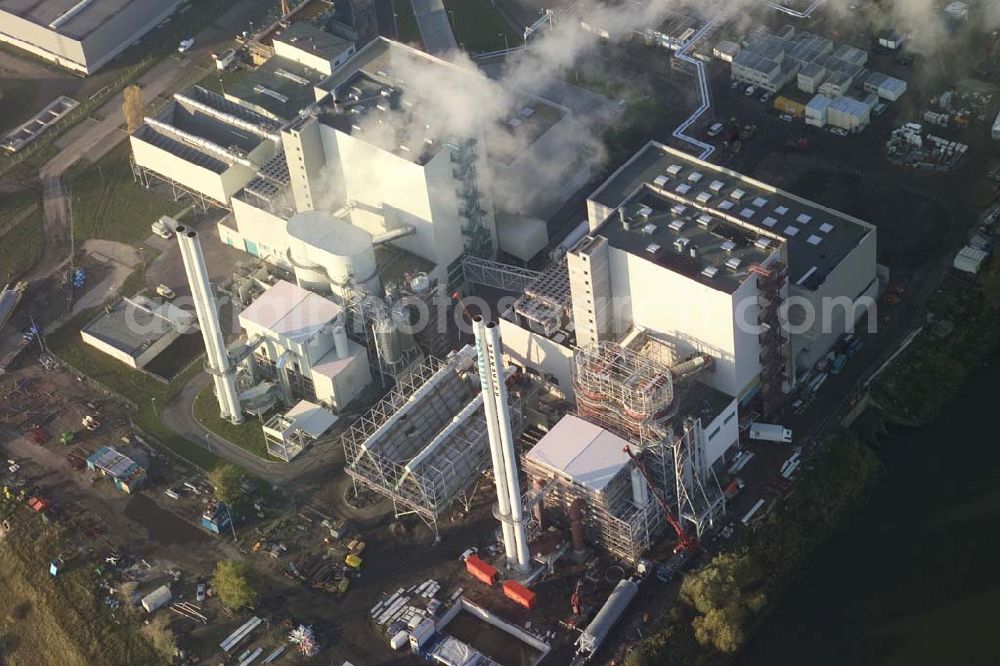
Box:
[623, 445, 698, 553]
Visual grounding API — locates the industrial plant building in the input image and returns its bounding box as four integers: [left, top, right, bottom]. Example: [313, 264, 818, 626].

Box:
[0, 0, 184, 74]
[131, 87, 283, 207]
[80, 295, 194, 370]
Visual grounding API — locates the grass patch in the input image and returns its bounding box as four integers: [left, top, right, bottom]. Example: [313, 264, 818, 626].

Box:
[0, 79, 44, 134]
[193, 386, 274, 460]
[392, 0, 424, 47]
[0, 515, 165, 666]
[0, 188, 45, 281]
[65, 143, 182, 243]
[443, 0, 521, 52]
[47, 305, 221, 471]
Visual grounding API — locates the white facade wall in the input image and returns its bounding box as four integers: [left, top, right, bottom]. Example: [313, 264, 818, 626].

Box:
[311, 341, 372, 409]
[701, 397, 739, 467]
[606, 249, 762, 399]
[498, 316, 576, 398]
[790, 228, 877, 372]
[272, 41, 355, 76]
[568, 236, 612, 350]
[230, 198, 291, 265]
[131, 135, 275, 205]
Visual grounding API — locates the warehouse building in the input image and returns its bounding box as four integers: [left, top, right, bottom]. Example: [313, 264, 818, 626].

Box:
[826, 95, 871, 132]
[0, 0, 184, 74]
[860, 71, 908, 102]
[80, 296, 194, 370]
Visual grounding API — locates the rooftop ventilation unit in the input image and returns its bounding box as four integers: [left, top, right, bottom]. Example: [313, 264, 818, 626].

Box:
[806, 234, 823, 245]
[253, 85, 290, 103]
[673, 237, 690, 252]
[796, 213, 812, 224]
[740, 208, 755, 219]
[688, 171, 703, 182]
[521, 106, 536, 117]
[696, 192, 712, 204]
[725, 256, 742, 271]
[646, 243, 662, 254]
[668, 219, 686, 232]
[775, 205, 789, 215]
[819, 222, 834, 233]
[752, 196, 768, 207]
[666, 164, 683, 175]
[671, 204, 687, 216]
[676, 183, 691, 195]
[731, 188, 746, 201]
[719, 200, 734, 211]
[653, 175, 669, 187]
[697, 213, 713, 227]
[637, 205, 653, 219]
[701, 265, 719, 278]
[276, 69, 310, 85]
[721, 240, 737, 253]
[754, 237, 773, 250]
[642, 223, 657, 235]
[784, 225, 800, 237]
[709, 180, 725, 192]
[762, 216, 777, 228]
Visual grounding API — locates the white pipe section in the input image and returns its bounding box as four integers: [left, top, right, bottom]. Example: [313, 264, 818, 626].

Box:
[173, 91, 281, 142]
[485, 321, 531, 572]
[671, 10, 728, 160]
[473, 318, 518, 564]
[143, 117, 258, 169]
[764, 0, 825, 18]
[177, 228, 243, 424]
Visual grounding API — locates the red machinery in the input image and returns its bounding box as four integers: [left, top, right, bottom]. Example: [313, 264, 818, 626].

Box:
[570, 579, 583, 615]
[623, 446, 698, 552]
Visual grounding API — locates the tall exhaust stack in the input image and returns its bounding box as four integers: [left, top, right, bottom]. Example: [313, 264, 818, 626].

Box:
[472, 317, 517, 564]
[176, 227, 243, 424]
[484, 321, 530, 572]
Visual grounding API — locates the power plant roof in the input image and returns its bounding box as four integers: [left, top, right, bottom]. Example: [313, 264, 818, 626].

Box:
[524, 415, 632, 494]
[239, 280, 342, 344]
[0, 0, 164, 39]
[590, 141, 874, 288]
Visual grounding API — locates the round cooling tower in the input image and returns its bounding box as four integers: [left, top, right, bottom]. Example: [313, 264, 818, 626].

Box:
[286, 211, 379, 297]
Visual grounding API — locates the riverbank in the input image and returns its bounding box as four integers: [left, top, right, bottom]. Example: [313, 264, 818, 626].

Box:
[624, 433, 883, 666]
[738, 352, 1000, 665]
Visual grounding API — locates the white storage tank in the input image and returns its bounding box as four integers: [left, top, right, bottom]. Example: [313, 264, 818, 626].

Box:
[286, 211, 379, 299]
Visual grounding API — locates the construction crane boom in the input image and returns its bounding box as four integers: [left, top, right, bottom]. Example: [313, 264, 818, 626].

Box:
[623, 445, 698, 552]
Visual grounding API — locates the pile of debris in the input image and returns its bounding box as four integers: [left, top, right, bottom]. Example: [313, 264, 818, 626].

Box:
[886, 123, 967, 170]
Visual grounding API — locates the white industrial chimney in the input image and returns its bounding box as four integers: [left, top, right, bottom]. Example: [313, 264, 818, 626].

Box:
[472, 317, 518, 565]
[473, 316, 530, 573]
[176, 226, 243, 424]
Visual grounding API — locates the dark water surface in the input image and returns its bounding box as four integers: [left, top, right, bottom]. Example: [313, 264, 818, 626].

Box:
[739, 355, 1000, 666]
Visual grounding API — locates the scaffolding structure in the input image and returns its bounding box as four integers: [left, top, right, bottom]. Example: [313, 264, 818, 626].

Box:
[574, 342, 675, 430]
[673, 418, 725, 538]
[446, 138, 493, 286]
[342, 348, 520, 539]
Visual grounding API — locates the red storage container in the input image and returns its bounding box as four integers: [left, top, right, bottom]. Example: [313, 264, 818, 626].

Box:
[465, 555, 498, 586]
[502, 580, 536, 609]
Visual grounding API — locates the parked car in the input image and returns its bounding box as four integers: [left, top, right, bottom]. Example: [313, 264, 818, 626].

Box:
[707, 122, 725, 137]
[151, 219, 173, 239]
[156, 284, 175, 300]
[178, 38, 194, 53]
[779, 113, 793, 122]
[759, 92, 771, 103]
[196, 582, 206, 602]
[744, 85, 758, 97]
[873, 103, 887, 116]
[730, 80, 741, 90]
[830, 127, 849, 137]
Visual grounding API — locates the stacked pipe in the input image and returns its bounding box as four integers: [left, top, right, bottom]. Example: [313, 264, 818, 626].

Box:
[176, 226, 243, 424]
[472, 317, 530, 573]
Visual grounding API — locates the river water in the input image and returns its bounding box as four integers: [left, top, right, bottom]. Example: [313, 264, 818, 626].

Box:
[740, 354, 1000, 666]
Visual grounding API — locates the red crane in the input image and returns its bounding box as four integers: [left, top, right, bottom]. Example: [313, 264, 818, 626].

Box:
[623, 445, 698, 552]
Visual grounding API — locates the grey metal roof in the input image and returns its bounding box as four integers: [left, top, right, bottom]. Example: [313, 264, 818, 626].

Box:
[227, 56, 326, 122]
[273, 22, 354, 57]
[82, 299, 176, 357]
[589, 142, 873, 288]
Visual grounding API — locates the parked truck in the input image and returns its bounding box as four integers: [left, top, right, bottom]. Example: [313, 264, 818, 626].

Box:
[748, 423, 792, 443]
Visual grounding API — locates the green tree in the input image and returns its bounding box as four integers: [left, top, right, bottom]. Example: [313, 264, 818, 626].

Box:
[679, 552, 766, 654]
[208, 463, 245, 505]
[212, 560, 259, 610]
